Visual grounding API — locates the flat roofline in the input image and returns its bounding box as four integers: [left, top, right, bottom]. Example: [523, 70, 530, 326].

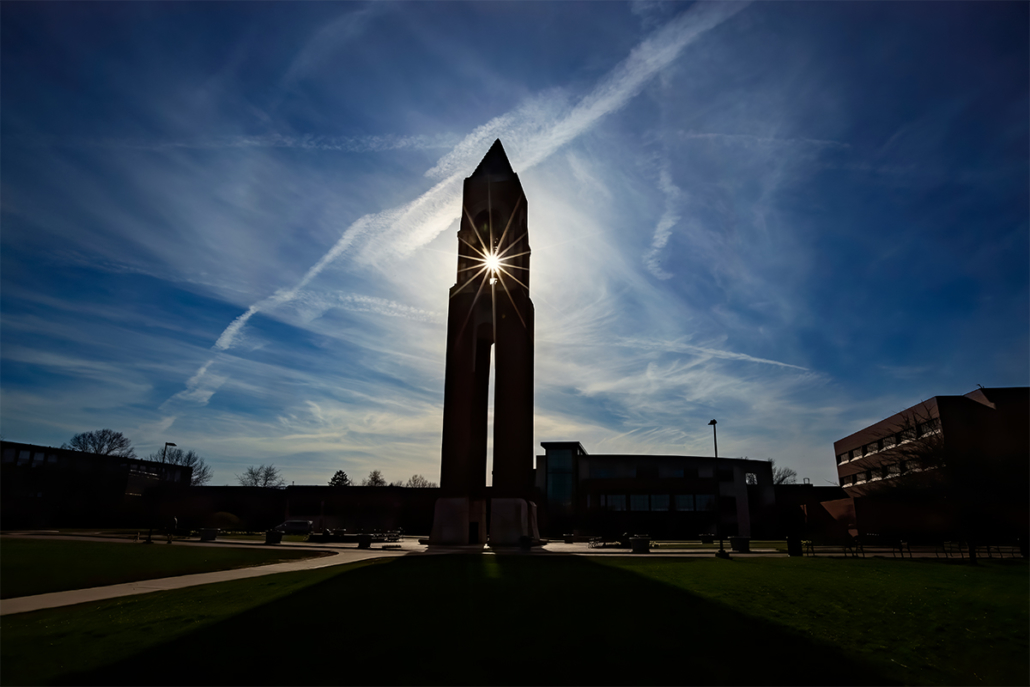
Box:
[540, 441, 588, 455]
[538, 442, 768, 465]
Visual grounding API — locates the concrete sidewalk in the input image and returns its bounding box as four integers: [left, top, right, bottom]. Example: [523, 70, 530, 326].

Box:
[5, 535, 973, 617]
[0, 540, 415, 617]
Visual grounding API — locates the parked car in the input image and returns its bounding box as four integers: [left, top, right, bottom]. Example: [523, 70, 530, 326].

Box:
[272, 520, 313, 534]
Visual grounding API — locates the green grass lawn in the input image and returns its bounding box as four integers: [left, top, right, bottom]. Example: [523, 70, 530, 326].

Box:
[1, 555, 1026, 686]
[0, 538, 327, 599]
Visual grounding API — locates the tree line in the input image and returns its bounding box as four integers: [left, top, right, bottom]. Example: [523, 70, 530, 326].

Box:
[329, 470, 436, 488]
[62, 429, 212, 487]
[60, 429, 438, 491]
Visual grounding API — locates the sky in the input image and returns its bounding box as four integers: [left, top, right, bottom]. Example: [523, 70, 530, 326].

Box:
[1, 1, 1027, 488]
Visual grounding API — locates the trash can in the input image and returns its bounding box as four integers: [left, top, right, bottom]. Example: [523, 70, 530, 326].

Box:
[787, 535, 802, 557]
[564, 534, 575, 544]
[265, 530, 283, 545]
[199, 528, 219, 542]
[700, 534, 714, 544]
[357, 534, 372, 549]
[729, 536, 750, 553]
[630, 536, 651, 553]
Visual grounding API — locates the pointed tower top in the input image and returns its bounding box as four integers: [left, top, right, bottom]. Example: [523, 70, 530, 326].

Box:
[470, 139, 515, 179]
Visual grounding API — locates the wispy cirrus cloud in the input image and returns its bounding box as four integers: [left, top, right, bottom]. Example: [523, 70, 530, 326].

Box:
[643, 165, 684, 280]
[206, 1, 752, 358]
[62, 132, 461, 153]
[290, 291, 440, 324]
[678, 130, 850, 151]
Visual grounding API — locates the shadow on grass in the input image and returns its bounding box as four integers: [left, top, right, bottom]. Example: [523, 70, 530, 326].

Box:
[61, 554, 893, 686]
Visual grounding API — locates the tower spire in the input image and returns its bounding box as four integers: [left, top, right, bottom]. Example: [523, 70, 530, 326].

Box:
[470, 139, 515, 179]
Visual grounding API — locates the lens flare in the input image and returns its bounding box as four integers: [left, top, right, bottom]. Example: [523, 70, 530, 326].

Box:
[484, 252, 501, 274]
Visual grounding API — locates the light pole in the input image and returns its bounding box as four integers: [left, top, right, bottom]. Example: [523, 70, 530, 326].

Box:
[707, 419, 729, 558]
[147, 442, 176, 544]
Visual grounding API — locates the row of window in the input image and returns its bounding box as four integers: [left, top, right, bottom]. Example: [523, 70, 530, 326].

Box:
[589, 493, 718, 512]
[2, 449, 184, 481]
[836, 419, 940, 464]
[588, 467, 742, 482]
[840, 463, 907, 487]
[3, 450, 57, 467]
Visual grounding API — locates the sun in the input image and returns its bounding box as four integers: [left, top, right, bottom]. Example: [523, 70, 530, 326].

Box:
[484, 252, 501, 274]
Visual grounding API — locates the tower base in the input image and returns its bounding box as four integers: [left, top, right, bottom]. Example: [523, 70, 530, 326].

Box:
[429, 497, 487, 545]
[427, 497, 540, 546]
[488, 498, 540, 546]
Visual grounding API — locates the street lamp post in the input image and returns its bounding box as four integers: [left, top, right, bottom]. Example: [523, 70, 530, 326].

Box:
[147, 442, 176, 544]
[708, 419, 718, 458]
[707, 419, 730, 558]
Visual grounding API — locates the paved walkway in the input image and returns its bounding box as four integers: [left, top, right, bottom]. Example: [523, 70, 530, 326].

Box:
[5, 533, 991, 617]
[0, 533, 420, 616]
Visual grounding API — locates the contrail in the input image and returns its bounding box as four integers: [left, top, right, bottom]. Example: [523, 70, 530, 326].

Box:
[183, 2, 751, 399]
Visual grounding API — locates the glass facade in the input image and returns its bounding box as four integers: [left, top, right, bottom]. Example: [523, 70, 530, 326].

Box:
[603, 494, 625, 511]
[547, 449, 574, 509]
[695, 494, 716, 511]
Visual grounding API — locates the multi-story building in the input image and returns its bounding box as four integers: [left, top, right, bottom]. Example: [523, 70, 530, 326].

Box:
[1, 440, 192, 528]
[831, 387, 1029, 540]
[534, 441, 777, 539]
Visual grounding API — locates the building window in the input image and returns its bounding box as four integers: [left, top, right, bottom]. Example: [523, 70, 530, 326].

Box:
[630, 495, 649, 511]
[883, 436, 896, 449]
[839, 476, 847, 487]
[698, 467, 713, 479]
[659, 467, 684, 478]
[695, 494, 716, 511]
[547, 449, 574, 508]
[745, 472, 758, 485]
[548, 473, 574, 508]
[2, 449, 15, 463]
[17, 450, 30, 466]
[674, 494, 694, 511]
[604, 494, 625, 511]
[591, 468, 616, 479]
[836, 453, 847, 464]
[651, 494, 669, 511]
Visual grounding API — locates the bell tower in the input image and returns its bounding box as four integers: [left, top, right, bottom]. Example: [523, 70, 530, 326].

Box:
[430, 139, 539, 546]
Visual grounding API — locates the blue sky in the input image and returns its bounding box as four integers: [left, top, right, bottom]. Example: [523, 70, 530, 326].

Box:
[2, 1, 1027, 487]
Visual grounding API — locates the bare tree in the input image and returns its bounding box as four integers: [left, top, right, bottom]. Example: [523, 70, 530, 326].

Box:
[237, 464, 286, 488]
[405, 474, 437, 488]
[329, 470, 351, 487]
[147, 447, 212, 486]
[768, 460, 798, 485]
[362, 470, 387, 487]
[62, 429, 136, 458]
